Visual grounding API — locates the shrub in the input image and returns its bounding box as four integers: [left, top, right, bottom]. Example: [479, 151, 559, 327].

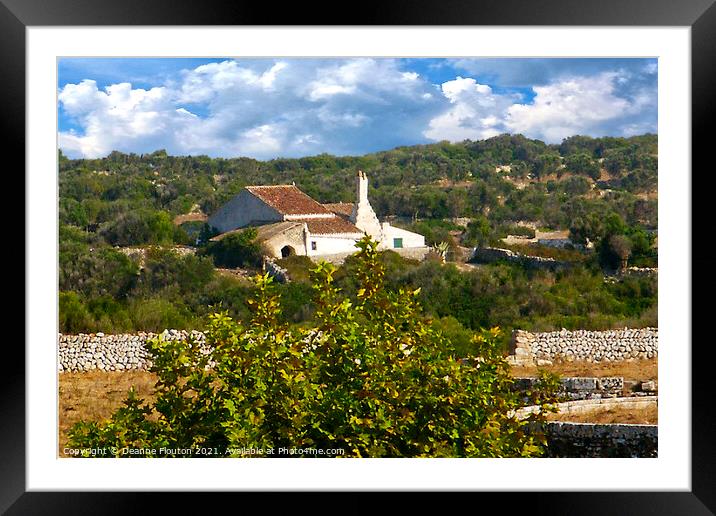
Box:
[200, 228, 262, 268]
[100, 208, 176, 246]
[275, 255, 314, 284]
[67, 236, 561, 458]
[128, 297, 193, 331]
[59, 292, 93, 333]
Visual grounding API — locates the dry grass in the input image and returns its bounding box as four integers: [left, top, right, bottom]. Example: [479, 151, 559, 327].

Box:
[510, 358, 658, 381]
[58, 371, 157, 457]
[545, 404, 658, 425]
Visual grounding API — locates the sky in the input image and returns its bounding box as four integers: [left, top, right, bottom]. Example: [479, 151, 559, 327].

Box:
[57, 57, 657, 160]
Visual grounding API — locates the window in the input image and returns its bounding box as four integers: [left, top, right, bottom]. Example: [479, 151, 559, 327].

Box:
[311, 241, 317, 251]
[393, 238, 403, 249]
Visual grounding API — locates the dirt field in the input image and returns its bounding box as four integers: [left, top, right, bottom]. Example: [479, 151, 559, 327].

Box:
[58, 371, 157, 457]
[545, 404, 657, 425]
[510, 358, 657, 381]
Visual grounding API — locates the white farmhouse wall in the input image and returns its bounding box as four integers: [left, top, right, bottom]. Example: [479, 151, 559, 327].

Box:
[207, 190, 282, 233]
[381, 223, 425, 249]
[306, 234, 360, 257]
[260, 224, 308, 259]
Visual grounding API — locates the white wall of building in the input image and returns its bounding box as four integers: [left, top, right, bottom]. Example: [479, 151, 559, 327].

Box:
[381, 223, 425, 249]
[207, 190, 283, 233]
[306, 234, 361, 257]
[261, 224, 308, 259]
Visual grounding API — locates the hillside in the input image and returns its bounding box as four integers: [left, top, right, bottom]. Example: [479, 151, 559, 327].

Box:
[58, 133, 658, 338]
[59, 133, 657, 234]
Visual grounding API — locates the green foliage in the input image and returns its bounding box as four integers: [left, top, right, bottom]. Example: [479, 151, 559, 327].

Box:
[390, 259, 656, 340]
[500, 243, 588, 262]
[496, 224, 536, 239]
[136, 248, 215, 297]
[403, 219, 462, 246]
[564, 153, 600, 180]
[557, 176, 592, 196]
[462, 215, 492, 247]
[59, 292, 94, 333]
[100, 208, 176, 246]
[200, 228, 262, 268]
[534, 152, 562, 179]
[197, 224, 220, 246]
[59, 133, 657, 249]
[67, 236, 561, 458]
[275, 255, 314, 284]
[126, 297, 195, 332]
[58, 134, 658, 334]
[607, 234, 633, 271]
[59, 246, 139, 299]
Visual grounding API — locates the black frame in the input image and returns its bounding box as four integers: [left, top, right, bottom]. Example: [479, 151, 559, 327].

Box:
[7, 0, 714, 512]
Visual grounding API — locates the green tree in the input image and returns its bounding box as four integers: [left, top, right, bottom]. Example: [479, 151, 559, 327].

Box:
[67, 236, 560, 458]
[100, 208, 176, 246]
[59, 292, 93, 333]
[534, 153, 561, 180]
[463, 215, 492, 247]
[565, 153, 600, 180]
[200, 228, 262, 268]
[608, 234, 633, 272]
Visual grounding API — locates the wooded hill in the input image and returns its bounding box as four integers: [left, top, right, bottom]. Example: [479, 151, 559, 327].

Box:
[60, 133, 657, 244]
[58, 133, 658, 339]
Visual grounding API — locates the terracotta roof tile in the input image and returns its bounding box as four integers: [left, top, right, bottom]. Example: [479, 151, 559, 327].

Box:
[246, 185, 331, 216]
[322, 202, 355, 218]
[298, 217, 362, 235]
[212, 217, 362, 239]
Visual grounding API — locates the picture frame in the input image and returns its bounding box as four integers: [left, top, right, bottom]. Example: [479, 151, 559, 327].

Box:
[7, 0, 714, 511]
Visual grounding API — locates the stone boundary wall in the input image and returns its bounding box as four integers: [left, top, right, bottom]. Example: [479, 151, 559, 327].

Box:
[538, 421, 658, 458]
[263, 257, 290, 283]
[58, 330, 209, 373]
[516, 395, 657, 420]
[470, 246, 572, 271]
[513, 376, 625, 400]
[392, 246, 431, 261]
[624, 267, 658, 277]
[509, 327, 658, 365]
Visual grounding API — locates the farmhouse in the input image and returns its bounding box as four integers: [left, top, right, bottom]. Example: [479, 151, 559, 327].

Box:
[207, 171, 426, 260]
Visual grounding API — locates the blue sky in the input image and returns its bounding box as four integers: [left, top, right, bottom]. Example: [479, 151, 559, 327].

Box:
[58, 57, 657, 160]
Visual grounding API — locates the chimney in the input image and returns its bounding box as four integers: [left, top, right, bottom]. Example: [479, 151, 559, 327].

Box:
[356, 170, 368, 204]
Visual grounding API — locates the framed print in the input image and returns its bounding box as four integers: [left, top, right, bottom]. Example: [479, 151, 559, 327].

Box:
[7, 0, 715, 512]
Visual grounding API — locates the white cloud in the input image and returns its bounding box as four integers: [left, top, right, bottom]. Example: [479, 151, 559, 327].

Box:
[424, 71, 656, 145]
[59, 58, 443, 159]
[58, 59, 657, 159]
[423, 77, 513, 142]
[504, 72, 632, 142]
[58, 79, 190, 157]
[236, 124, 283, 156]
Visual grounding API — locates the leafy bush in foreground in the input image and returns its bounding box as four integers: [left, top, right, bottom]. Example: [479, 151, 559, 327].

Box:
[68, 236, 560, 458]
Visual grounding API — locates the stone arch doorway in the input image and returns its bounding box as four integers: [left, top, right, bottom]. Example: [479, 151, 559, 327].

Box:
[280, 245, 296, 258]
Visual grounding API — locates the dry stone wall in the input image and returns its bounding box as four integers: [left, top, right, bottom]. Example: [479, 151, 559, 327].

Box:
[509, 328, 658, 365]
[513, 376, 625, 400]
[470, 247, 572, 271]
[516, 395, 657, 420]
[263, 257, 290, 283]
[58, 330, 209, 373]
[538, 421, 658, 458]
